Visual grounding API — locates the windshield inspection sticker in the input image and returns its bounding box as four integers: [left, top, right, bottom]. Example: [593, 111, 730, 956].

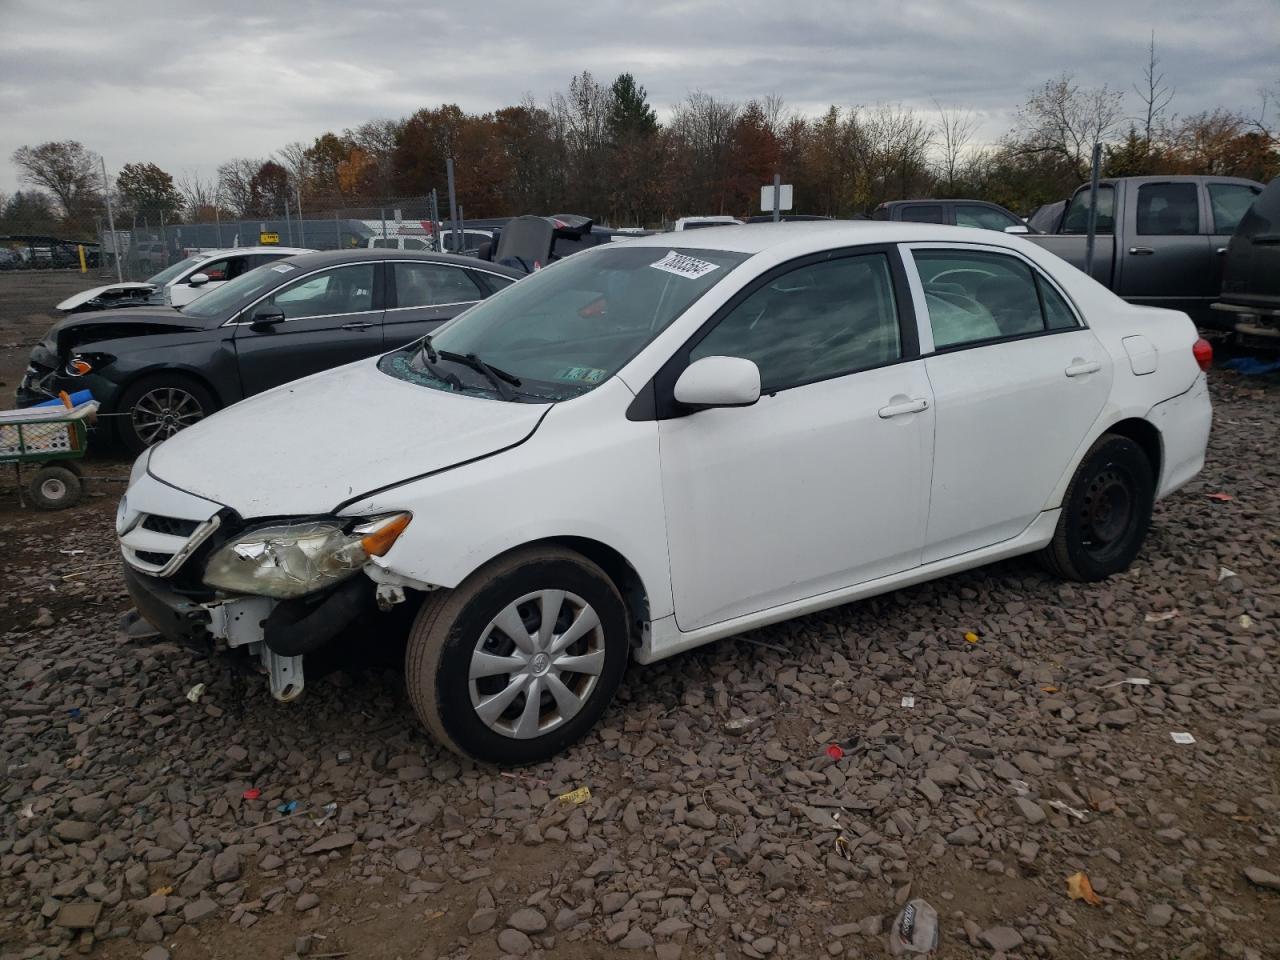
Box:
[650, 250, 720, 280]
[270, 263, 297, 273]
[557, 366, 607, 384]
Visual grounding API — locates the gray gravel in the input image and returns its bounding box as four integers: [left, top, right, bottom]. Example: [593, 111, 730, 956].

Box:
[2, 374, 1278, 960]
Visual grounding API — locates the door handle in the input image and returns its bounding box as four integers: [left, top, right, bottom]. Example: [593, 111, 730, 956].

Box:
[340, 321, 375, 330]
[878, 397, 929, 419]
[1215, 247, 1228, 255]
[1065, 359, 1102, 378]
[1128, 247, 1155, 255]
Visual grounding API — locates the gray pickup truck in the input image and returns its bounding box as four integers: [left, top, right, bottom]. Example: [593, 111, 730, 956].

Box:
[1027, 175, 1263, 325]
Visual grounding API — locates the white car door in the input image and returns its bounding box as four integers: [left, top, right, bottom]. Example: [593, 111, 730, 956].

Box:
[656, 248, 934, 632]
[905, 244, 1113, 563]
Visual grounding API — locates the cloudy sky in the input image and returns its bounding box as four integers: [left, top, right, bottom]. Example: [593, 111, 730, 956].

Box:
[0, 0, 1276, 196]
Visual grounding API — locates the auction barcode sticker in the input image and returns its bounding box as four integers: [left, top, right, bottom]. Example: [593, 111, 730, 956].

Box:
[650, 250, 720, 280]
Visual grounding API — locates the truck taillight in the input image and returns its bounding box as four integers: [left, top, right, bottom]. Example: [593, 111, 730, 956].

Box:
[1192, 338, 1213, 372]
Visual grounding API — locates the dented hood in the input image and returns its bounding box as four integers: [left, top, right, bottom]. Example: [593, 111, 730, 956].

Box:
[56, 282, 156, 312]
[148, 358, 551, 517]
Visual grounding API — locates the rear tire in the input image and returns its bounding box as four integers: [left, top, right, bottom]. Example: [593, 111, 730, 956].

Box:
[405, 546, 629, 765]
[1040, 434, 1155, 582]
[28, 465, 82, 510]
[116, 375, 217, 455]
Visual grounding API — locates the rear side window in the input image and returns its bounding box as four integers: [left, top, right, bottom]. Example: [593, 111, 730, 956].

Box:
[472, 271, 515, 295]
[899, 204, 944, 223]
[1208, 183, 1261, 234]
[954, 204, 1021, 231]
[690, 253, 901, 393]
[1136, 183, 1199, 236]
[393, 262, 484, 308]
[914, 249, 1078, 348]
[1062, 185, 1115, 234]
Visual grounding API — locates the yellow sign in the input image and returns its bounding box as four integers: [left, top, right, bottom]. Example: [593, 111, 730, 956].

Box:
[259, 232, 280, 245]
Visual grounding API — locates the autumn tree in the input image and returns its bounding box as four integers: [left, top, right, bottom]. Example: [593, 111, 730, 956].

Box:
[11, 140, 102, 220]
[116, 162, 184, 221]
[217, 158, 262, 217]
[247, 160, 292, 217]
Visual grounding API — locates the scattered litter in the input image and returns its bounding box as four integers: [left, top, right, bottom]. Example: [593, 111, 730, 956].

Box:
[1144, 610, 1179, 623]
[963, 631, 980, 644]
[557, 785, 592, 805]
[1067, 871, 1102, 906]
[1218, 566, 1238, 582]
[336, 750, 352, 765]
[825, 744, 844, 761]
[241, 788, 261, 800]
[1171, 732, 1196, 745]
[185, 683, 206, 703]
[59, 549, 85, 556]
[834, 833, 852, 860]
[889, 898, 939, 955]
[1049, 799, 1089, 821]
[723, 715, 762, 736]
[1223, 356, 1280, 376]
[1205, 492, 1234, 502]
[1238, 614, 1254, 628]
[1098, 677, 1151, 689]
[423, 910, 446, 922]
[313, 802, 338, 827]
[500, 771, 549, 788]
[151, 885, 173, 897]
[19, 802, 34, 819]
[66, 708, 81, 720]
[1040, 685, 1059, 693]
[738, 635, 788, 654]
[276, 800, 299, 815]
[900, 695, 915, 708]
[1009, 779, 1031, 796]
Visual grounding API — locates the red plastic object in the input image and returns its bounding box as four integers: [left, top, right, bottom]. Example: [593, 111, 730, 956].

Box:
[826, 744, 844, 761]
[1192, 337, 1213, 372]
[242, 788, 261, 800]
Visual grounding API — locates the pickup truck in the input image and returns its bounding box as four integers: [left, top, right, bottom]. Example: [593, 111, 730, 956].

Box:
[873, 199, 1028, 232]
[1026, 175, 1263, 325]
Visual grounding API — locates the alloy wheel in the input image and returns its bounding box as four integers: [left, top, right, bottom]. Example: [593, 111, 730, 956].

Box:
[132, 387, 206, 445]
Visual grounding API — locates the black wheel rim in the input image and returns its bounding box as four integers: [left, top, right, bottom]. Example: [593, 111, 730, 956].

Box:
[1079, 466, 1134, 560]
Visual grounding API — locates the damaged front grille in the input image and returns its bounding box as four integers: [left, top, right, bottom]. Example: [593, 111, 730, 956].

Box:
[120, 512, 221, 578]
[142, 515, 200, 537]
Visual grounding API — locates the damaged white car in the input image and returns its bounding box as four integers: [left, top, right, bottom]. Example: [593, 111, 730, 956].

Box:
[118, 222, 1213, 764]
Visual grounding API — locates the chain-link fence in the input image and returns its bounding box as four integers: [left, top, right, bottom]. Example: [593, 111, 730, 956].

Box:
[0, 193, 508, 283]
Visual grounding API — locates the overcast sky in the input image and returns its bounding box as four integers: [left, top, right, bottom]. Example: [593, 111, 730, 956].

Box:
[1, 0, 1276, 197]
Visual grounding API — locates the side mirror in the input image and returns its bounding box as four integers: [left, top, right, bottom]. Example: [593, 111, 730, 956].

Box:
[674, 356, 761, 409]
[1004, 224, 1030, 235]
[249, 306, 286, 330]
[188, 272, 210, 286]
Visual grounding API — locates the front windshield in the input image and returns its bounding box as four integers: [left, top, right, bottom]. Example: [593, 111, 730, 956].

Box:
[147, 255, 204, 286]
[379, 244, 749, 401]
[180, 260, 300, 319]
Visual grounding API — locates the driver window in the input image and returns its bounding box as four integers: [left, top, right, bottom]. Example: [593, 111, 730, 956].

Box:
[689, 253, 902, 394]
[198, 259, 231, 281]
[914, 249, 1070, 349]
[265, 264, 375, 320]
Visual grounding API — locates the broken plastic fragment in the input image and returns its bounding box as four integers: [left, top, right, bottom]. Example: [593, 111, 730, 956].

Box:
[276, 800, 299, 815]
[186, 683, 205, 703]
[1218, 566, 1237, 582]
[889, 898, 939, 955]
[825, 744, 844, 761]
[1098, 677, 1151, 689]
[1238, 614, 1254, 628]
[1170, 732, 1196, 745]
[1067, 871, 1102, 906]
[242, 788, 261, 800]
[1143, 610, 1179, 623]
[313, 802, 338, 826]
[1048, 799, 1089, 821]
[557, 785, 592, 805]
[963, 631, 979, 644]
[1205, 492, 1233, 502]
[901, 695, 915, 708]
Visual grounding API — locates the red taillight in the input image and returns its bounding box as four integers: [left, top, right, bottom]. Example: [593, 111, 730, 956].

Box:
[1193, 337, 1213, 372]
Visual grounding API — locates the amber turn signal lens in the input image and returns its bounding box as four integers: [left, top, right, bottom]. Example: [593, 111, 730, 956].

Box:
[361, 515, 412, 557]
[68, 358, 93, 375]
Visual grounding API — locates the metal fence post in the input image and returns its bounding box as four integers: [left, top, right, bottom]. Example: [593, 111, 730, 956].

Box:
[296, 187, 305, 248]
[100, 157, 122, 282]
[446, 158, 461, 255]
[1084, 142, 1102, 279]
[334, 209, 341, 250]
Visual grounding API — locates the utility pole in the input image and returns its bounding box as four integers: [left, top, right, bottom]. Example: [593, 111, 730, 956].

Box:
[101, 157, 122, 282]
[1084, 142, 1103, 279]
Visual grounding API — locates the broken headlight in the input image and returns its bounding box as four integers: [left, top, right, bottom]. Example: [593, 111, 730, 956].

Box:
[203, 514, 410, 599]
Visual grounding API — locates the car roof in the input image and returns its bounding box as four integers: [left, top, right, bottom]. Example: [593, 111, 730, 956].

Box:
[274, 248, 524, 277]
[620, 220, 1034, 257]
[193, 246, 312, 258]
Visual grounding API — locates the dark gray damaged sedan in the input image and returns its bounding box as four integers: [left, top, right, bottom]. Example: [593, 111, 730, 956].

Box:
[16, 249, 523, 453]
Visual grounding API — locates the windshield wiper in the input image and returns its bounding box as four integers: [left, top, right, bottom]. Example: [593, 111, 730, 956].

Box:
[418, 334, 439, 364]
[415, 335, 466, 391]
[438, 350, 522, 400]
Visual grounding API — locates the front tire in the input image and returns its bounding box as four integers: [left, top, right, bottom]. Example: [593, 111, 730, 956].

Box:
[116, 375, 217, 455]
[1040, 434, 1155, 582]
[406, 546, 630, 765]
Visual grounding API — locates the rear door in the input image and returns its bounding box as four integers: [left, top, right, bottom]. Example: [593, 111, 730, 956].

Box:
[1117, 181, 1211, 310]
[906, 244, 1112, 561]
[382, 260, 487, 349]
[233, 262, 385, 395]
[1206, 181, 1263, 296]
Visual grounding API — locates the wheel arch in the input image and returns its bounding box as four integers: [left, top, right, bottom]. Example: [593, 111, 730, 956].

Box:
[112, 365, 226, 413]
[1101, 416, 1163, 483]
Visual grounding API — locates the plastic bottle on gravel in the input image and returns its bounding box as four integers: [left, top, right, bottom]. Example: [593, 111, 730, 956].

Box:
[888, 898, 939, 955]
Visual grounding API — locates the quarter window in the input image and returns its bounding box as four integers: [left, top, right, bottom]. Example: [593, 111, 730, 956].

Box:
[1207, 183, 1261, 234]
[899, 204, 944, 223]
[913, 249, 1077, 348]
[689, 253, 901, 393]
[1136, 182, 1199, 236]
[265, 264, 375, 320]
[393, 262, 484, 308]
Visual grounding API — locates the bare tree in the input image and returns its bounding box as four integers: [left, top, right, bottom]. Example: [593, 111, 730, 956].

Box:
[176, 171, 220, 219]
[866, 104, 933, 204]
[275, 141, 312, 191]
[1134, 32, 1174, 145]
[933, 101, 978, 193]
[1017, 74, 1125, 177]
[216, 158, 262, 216]
[670, 91, 740, 214]
[761, 93, 790, 138]
[11, 140, 103, 219]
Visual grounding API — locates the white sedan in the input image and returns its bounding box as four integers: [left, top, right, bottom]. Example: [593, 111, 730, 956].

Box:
[56, 245, 311, 312]
[117, 222, 1213, 764]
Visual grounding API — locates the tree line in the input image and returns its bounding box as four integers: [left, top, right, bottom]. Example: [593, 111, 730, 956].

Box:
[5, 53, 1277, 240]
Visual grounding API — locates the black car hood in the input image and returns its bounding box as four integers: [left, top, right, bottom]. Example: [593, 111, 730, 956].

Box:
[47, 306, 206, 354]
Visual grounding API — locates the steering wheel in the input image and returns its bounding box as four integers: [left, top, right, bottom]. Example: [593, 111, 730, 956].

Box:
[930, 267, 997, 287]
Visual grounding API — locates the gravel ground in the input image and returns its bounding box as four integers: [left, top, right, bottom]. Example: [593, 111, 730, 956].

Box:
[0, 271, 95, 397]
[2, 373, 1278, 960]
